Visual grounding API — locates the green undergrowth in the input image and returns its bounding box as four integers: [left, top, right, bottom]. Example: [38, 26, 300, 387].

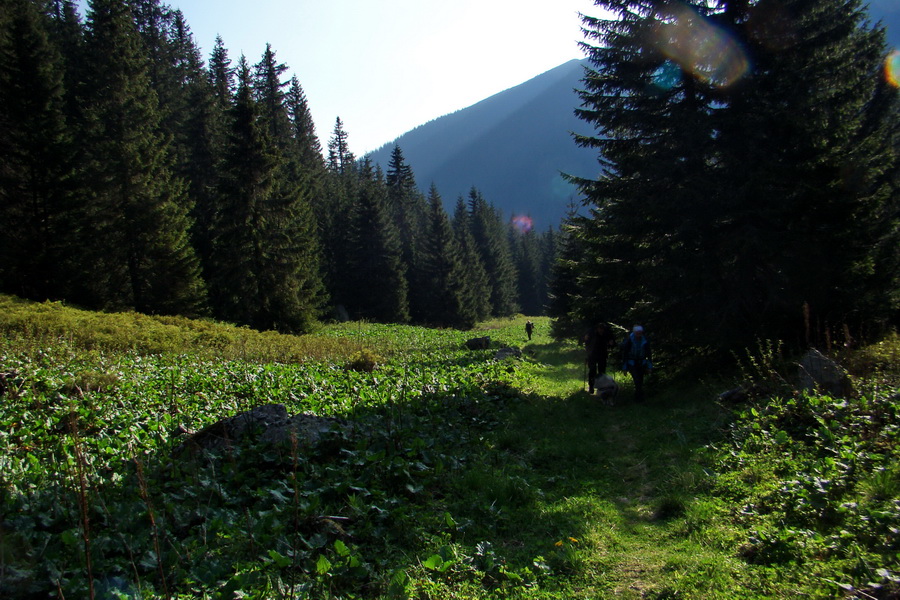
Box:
[0, 296, 898, 599]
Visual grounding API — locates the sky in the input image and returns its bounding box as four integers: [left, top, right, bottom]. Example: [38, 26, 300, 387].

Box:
[124, 0, 601, 155]
[72, 1, 898, 155]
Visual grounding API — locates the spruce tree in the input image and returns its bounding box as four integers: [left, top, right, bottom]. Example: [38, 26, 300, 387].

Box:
[286, 76, 324, 171]
[127, 0, 179, 117]
[254, 46, 326, 331]
[512, 225, 544, 316]
[128, 5, 223, 285]
[326, 116, 355, 175]
[259, 169, 327, 332]
[253, 43, 292, 150]
[547, 209, 591, 341]
[467, 187, 519, 317]
[170, 12, 223, 283]
[537, 225, 557, 316]
[201, 35, 235, 268]
[385, 144, 428, 320]
[317, 118, 358, 313]
[208, 35, 234, 105]
[77, 0, 206, 315]
[209, 56, 323, 332]
[45, 0, 84, 123]
[209, 56, 272, 327]
[419, 184, 472, 327]
[573, 0, 899, 350]
[0, 0, 76, 300]
[452, 196, 492, 323]
[346, 159, 410, 323]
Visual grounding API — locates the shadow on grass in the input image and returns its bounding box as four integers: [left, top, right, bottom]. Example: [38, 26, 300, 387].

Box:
[440, 371, 732, 596]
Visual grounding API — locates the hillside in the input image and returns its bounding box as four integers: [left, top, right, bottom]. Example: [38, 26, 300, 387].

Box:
[367, 59, 598, 230]
[367, 2, 899, 230]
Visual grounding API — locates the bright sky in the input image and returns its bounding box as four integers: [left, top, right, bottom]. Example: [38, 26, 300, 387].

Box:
[78, 0, 598, 155]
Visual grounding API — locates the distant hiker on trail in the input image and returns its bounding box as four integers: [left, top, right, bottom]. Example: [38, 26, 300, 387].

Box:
[620, 325, 652, 402]
[525, 320, 534, 340]
[583, 322, 616, 394]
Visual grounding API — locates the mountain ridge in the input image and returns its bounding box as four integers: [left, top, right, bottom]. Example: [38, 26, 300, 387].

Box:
[367, 59, 597, 229]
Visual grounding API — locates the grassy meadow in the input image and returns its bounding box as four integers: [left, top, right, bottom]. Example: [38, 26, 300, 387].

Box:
[1, 294, 898, 599]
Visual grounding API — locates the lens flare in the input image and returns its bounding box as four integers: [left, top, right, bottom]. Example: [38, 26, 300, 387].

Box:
[652, 2, 749, 88]
[511, 214, 533, 234]
[651, 60, 682, 91]
[886, 50, 900, 88]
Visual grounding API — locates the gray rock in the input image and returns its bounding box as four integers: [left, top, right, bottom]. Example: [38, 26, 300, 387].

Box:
[717, 387, 749, 404]
[798, 349, 854, 397]
[465, 336, 491, 350]
[494, 346, 522, 360]
[260, 412, 352, 448]
[178, 403, 352, 455]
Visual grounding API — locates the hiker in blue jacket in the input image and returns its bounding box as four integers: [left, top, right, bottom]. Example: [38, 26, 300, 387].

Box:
[620, 325, 652, 401]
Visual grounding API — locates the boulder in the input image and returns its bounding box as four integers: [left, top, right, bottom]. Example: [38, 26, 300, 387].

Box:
[259, 412, 351, 448]
[494, 346, 522, 360]
[177, 403, 353, 455]
[464, 336, 491, 350]
[798, 349, 854, 398]
[717, 386, 749, 404]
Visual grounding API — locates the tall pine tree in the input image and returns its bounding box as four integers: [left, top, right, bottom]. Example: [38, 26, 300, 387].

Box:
[77, 0, 206, 315]
[0, 0, 77, 301]
[253, 45, 326, 331]
[467, 187, 519, 317]
[346, 159, 410, 323]
[548, 208, 592, 340]
[209, 56, 323, 332]
[385, 144, 428, 320]
[511, 224, 544, 316]
[419, 184, 472, 327]
[452, 196, 492, 323]
[572, 0, 899, 351]
[317, 117, 358, 313]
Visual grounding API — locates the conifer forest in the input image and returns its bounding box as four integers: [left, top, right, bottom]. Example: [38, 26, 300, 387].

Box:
[552, 0, 900, 354]
[0, 0, 553, 335]
[1, 0, 899, 354]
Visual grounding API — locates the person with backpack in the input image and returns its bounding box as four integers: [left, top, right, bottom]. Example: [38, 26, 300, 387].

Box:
[620, 325, 652, 401]
[583, 321, 616, 394]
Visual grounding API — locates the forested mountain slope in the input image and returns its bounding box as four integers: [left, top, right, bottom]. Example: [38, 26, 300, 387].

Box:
[367, 59, 598, 230]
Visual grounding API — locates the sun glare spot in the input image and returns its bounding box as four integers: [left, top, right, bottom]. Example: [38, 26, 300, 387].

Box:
[651, 60, 682, 91]
[511, 214, 533, 234]
[886, 51, 900, 88]
[653, 2, 749, 88]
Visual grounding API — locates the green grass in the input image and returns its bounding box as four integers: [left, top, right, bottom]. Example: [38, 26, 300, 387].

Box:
[0, 295, 898, 599]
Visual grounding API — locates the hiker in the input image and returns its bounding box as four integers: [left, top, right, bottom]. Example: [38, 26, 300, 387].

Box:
[583, 322, 616, 394]
[620, 325, 652, 401]
[525, 320, 534, 340]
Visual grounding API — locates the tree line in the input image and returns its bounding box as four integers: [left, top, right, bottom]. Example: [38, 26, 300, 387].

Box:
[0, 0, 558, 333]
[549, 0, 900, 357]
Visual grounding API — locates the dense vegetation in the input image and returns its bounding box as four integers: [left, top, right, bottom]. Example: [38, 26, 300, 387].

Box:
[0, 0, 556, 332]
[552, 0, 900, 354]
[0, 296, 898, 599]
[2, 1, 900, 596]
